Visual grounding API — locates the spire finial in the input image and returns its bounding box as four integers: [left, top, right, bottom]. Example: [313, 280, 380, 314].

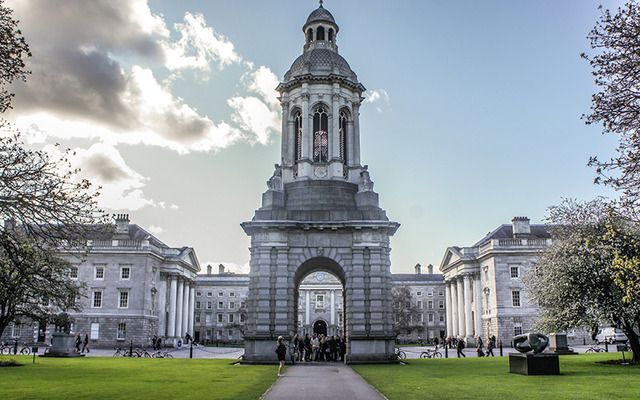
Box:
[319, 0, 324, 8]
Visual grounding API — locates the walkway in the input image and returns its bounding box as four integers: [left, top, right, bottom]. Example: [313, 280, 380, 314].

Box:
[261, 362, 386, 400]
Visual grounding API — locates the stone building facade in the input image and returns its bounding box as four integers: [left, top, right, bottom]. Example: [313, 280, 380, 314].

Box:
[193, 264, 249, 344]
[297, 271, 344, 337]
[1, 215, 200, 348]
[439, 217, 550, 346]
[241, 4, 399, 363]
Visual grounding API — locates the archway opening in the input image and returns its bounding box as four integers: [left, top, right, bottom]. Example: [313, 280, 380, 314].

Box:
[313, 320, 328, 336]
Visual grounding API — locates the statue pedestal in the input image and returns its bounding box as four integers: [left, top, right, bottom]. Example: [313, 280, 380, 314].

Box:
[41, 333, 84, 358]
[548, 333, 578, 355]
[509, 353, 559, 375]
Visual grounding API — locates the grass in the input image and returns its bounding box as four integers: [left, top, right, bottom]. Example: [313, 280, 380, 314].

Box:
[0, 356, 277, 400]
[352, 353, 640, 400]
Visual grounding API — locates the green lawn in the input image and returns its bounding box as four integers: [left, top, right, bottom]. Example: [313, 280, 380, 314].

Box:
[353, 353, 640, 400]
[0, 356, 277, 400]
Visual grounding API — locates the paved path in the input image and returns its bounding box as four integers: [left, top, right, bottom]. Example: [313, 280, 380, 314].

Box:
[261, 362, 386, 400]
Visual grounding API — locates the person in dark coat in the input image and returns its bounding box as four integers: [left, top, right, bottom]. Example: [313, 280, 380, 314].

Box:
[486, 337, 495, 357]
[82, 333, 90, 353]
[456, 337, 466, 358]
[297, 334, 305, 361]
[275, 336, 287, 377]
[75, 334, 82, 353]
[304, 334, 311, 361]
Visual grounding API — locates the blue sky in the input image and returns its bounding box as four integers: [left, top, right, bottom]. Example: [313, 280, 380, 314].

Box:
[5, 0, 622, 273]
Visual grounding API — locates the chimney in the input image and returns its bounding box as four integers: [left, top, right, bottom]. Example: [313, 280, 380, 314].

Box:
[114, 214, 130, 234]
[414, 263, 421, 275]
[218, 264, 225, 274]
[512, 216, 531, 238]
[207, 264, 212, 275]
[427, 264, 434, 274]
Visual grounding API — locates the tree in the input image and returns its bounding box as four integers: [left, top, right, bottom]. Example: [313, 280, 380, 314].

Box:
[525, 199, 640, 362]
[583, 2, 640, 220]
[0, 0, 30, 114]
[392, 286, 422, 338]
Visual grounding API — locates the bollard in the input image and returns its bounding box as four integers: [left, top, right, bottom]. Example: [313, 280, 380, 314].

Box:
[499, 341, 503, 357]
[445, 345, 448, 358]
[190, 341, 193, 359]
[583, 338, 586, 346]
[129, 340, 134, 357]
[605, 341, 609, 352]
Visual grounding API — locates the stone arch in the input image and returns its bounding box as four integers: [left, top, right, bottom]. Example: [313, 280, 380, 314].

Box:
[293, 256, 346, 288]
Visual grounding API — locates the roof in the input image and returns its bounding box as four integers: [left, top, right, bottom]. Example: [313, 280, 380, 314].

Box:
[391, 274, 444, 283]
[283, 48, 358, 83]
[304, 5, 336, 28]
[473, 224, 551, 247]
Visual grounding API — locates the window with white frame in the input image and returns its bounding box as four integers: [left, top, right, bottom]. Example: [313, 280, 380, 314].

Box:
[512, 290, 521, 307]
[94, 265, 105, 280]
[439, 314, 445, 322]
[217, 330, 222, 339]
[416, 291, 422, 296]
[228, 330, 233, 339]
[427, 290, 434, 297]
[195, 301, 201, 309]
[195, 314, 201, 323]
[119, 290, 129, 308]
[90, 323, 100, 339]
[69, 266, 78, 280]
[428, 313, 434, 322]
[196, 291, 202, 297]
[10, 322, 21, 338]
[510, 266, 520, 279]
[120, 266, 130, 280]
[228, 301, 235, 309]
[438, 300, 444, 309]
[438, 290, 444, 296]
[205, 314, 212, 324]
[315, 295, 325, 309]
[206, 301, 212, 310]
[514, 322, 523, 336]
[117, 323, 126, 340]
[92, 291, 102, 308]
[217, 314, 223, 323]
[206, 291, 213, 297]
[218, 301, 223, 309]
[417, 300, 423, 309]
[229, 292, 235, 297]
[218, 291, 224, 297]
[428, 300, 434, 309]
[228, 314, 234, 323]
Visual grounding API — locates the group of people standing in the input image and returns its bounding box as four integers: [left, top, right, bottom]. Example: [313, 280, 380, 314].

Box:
[292, 333, 346, 363]
[443, 335, 497, 357]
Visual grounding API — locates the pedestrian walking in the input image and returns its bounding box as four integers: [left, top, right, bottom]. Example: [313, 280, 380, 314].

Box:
[456, 336, 466, 358]
[275, 336, 287, 377]
[82, 333, 90, 353]
[476, 336, 484, 357]
[156, 336, 163, 350]
[75, 334, 81, 353]
[486, 337, 495, 357]
[312, 334, 320, 361]
[297, 334, 305, 361]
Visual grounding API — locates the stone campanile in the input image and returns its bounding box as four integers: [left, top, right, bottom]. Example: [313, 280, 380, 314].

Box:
[241, 3, 399, 363]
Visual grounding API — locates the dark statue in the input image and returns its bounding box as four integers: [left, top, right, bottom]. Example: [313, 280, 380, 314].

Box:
[514, 332, 549, 354]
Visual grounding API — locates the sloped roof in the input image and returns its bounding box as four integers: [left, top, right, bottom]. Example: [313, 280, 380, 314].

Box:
[473, 224, 551, 247]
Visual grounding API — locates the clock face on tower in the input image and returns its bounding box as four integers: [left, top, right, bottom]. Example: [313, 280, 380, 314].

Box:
[315, 272, 325, 282]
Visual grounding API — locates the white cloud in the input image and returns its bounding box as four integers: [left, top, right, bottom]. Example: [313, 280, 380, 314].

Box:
[148, 225, 165, 235]
[365, 89, 391, 113]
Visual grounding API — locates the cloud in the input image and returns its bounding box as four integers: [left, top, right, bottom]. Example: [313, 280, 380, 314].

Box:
[147, 225, 165, 235]
[365, 89, 391, 112]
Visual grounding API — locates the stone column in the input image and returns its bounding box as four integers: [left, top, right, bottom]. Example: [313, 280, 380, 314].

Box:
[182, 281, 190, 337]
[305, 290, 310, 326]
[281, 101, 290, 165]
[463, 275, 474, 339]
[188, 283, 195, 336]
[352, 101, 361, 166]
[176, 278, 184, 338]
[456, 277, 465, 338]
[167, 275, 177, 337]
[445, 282, 453, 337]
[330, 289, 335, 326]
[450, 280, 458, 337]
[473, 274, 482, 339]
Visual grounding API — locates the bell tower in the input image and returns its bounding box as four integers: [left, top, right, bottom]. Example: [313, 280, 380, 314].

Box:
[242, 2, 399, 363]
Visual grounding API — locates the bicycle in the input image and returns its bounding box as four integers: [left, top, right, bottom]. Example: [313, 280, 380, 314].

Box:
[113, 347, 128, 357]
[395, 348, 406, 360]
[585, 345, 605, 353]
[0, 343, 31, 355]
[152, 350, 174, 358]
[420, 348, 442, 358]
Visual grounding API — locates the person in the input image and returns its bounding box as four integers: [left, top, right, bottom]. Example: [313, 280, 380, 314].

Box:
[446, 336, 452, 349]
[289, 335, 298, 365]
[476, 336, 484, 357]
[486, 336, 495, 357]
[297, 334, 305, 362]
[304, 333, 311, 361]
[312, 334, 319, 361]
[82, 333, 90, 353]
[434, 336, 440, 350]
[156, 336, 162, 350]
[330, 336, 338, 362]
[490, 335, 496, 348]
[275, 336, 287, 377]
[152, 335, 158, 350]
[185, 332, 192, 344]
[75, 334, 82, 353]
[456, 336, 466, 358]
[340, 336, 347, 362]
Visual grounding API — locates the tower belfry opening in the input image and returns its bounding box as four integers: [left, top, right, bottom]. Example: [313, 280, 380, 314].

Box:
[241, 3, 399, 364]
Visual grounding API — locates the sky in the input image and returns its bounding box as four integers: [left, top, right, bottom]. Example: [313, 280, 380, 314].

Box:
[4, 0, 624, 274]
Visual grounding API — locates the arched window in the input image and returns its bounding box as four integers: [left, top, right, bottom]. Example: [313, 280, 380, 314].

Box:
[339, 111, 347, 164]
[313, 107, 328, 162]
[316, 26, 325, 41]
[328, 28, 334, 43]
[306, 28, 313, 43]
[294, 111, 302, 162]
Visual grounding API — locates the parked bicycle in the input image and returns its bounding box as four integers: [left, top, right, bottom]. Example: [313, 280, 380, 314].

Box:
[585, 345, 605, 353]
[395, 348, 406, 360]
[420, 348, 442, 358]
[152, 350, 173, 358]
[113, 347, 128, 357]
[0, 342, 31, 355]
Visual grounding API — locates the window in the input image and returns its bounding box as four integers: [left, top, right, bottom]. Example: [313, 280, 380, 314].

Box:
[241, 301, 246, 309]
[229, 292, 235, 297]
[339, 110, 348, 164]
[428, 313, 434, 322]
[514, 323, 523, 336]
[69, 266, 78, 280]
[416, 291, 422, 297]
[439, 314, 445, 322]
[206, 329, 212, 340]
[328, 27, 334, 43]
[427, 290, 434, 297]
[218, 292, 224, 297]
[313, 107, 329, 162]
[10, 322, 21, 338]
[294, 111, 303, 162]
[90, 323, 99, 339]
[315, 295, 325, 309]
[92, 291, 102, 308]
[218, 301, 223, 309]
[427, 300, 433, 309]
[438, 300, 444, 309]
[306, 28, 313, 43]
[119, 291, 129, 309]
[217, 330, 222, 339]
[240, 314, 246, 323]
[195, 301, 201, 310]
[228, 301, 235, 310]
[316, 25, 325, 41]
[196, 291, 202, 297]
[117, 323, 126, 340]
[512, 291, 521, 307]
[207, 291, 213, 297]
[205, 314, 212, 324]
[217, 314, 223, 323]
[438, 290, 444, 297]
[206, 301, 212, 310]
[120, 266, 130, 280]
[510, 266, 520, 279]
[228, 314, 234, 323]
[195, 314, 201, 323]
[94, 265, 105, 280]
[417, 301, 423, 309]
